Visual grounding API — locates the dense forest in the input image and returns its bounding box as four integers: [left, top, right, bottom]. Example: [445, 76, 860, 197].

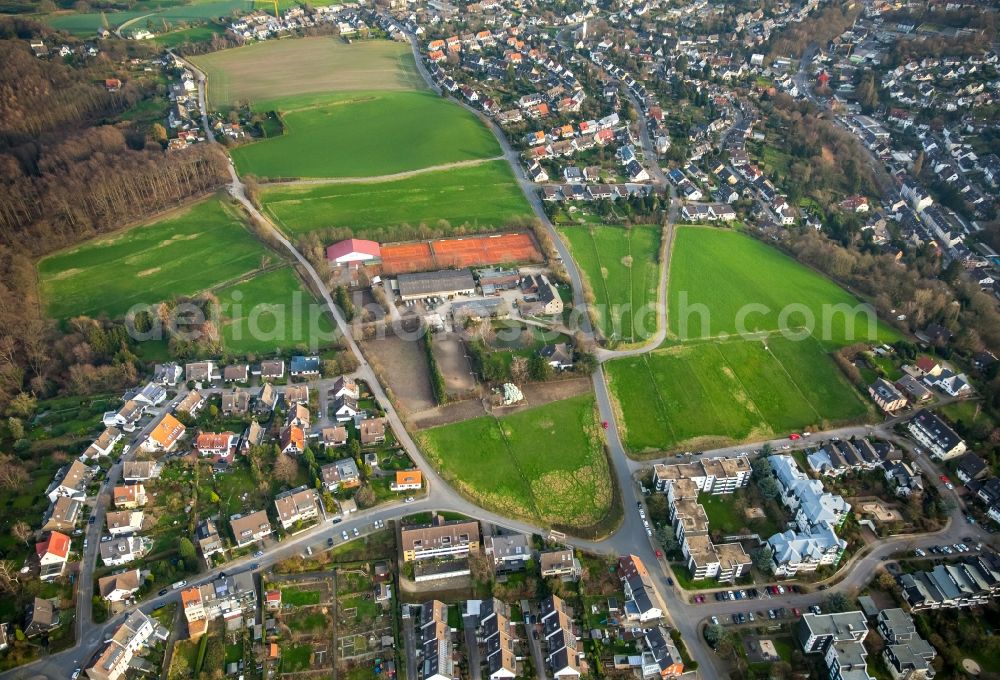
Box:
[0, 28, 229, 411]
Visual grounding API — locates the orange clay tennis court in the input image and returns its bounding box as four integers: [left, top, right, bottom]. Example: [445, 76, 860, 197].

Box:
[380, 233, 542, 274]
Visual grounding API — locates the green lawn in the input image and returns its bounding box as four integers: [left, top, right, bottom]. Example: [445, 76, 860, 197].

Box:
[559, 225, 661, 344]
[286, 610, 328, 633]
[607, 335, 870, 453]
[417, 394, 614, 531]
[38, 197, 272, 320]
[262, 160, 532, 237]
[151, 23, 224, 47]
[280, 586, 321, 607]
[216, 266, 338, 353]
[281, 643, 312, 672]
[667, 227, 897, 346]
[46, 0, 252, 35]
[229, 91, 501, 179]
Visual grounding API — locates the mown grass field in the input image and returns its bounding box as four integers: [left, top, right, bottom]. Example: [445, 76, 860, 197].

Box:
[192, 37, 422, 108]
[216, 266, 337, 353]
[38, 197, 270, 320]
[262, 160, 532, 237]
[667, 227, 898, 346]
[229, 91, 501, 179]
[417, 394, 613, 531]
[606, 334, 869, 453]
[46, 0, 252, 35]
[559, 225, 661, 344]
[150, 23, 224, 48]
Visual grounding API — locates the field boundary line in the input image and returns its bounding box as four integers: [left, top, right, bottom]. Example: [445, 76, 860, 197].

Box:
[763, 338, 825, 423]
[588, 228, 616, 342]
[710, 341, 769, 435]
[491, 416, 543, 521]
[260, 156, 506, 187]
[640, 354, 678, 445]
[625, 230, 635, 343]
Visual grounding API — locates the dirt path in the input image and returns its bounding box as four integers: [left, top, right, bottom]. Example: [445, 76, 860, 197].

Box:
[260, 156, 505, 187]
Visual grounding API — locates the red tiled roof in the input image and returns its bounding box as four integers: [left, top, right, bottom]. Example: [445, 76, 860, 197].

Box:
[325, 238, 381, 262]
[36, 531, 70, 559]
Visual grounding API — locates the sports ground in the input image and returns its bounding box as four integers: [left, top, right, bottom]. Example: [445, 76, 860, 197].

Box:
[261, 160, 533, 242]
[559, 224, 661, 344]
[606, 227, 882, 455]
[417, 394, 614, 531]
[380, 233, 541, 275]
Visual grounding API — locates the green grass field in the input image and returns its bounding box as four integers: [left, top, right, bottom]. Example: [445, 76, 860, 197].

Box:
[216, 267, 337, 353]
[280, 586, 321, 607]
[38, 197, 271, 320]
[559, 225, 661, 344]
[667, 227, 897, 346]
[262, 160, 532, 237]
[229, 91, 501, 179]
[606, 334, 869, 453]
[150, 23, 224, 47]
[46, 0, 252, 35]
[417, 394, 613, 531]
[192, 37, 422, 108]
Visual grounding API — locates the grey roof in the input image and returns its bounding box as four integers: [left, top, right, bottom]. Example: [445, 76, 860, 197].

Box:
[397, 269, 475, 297]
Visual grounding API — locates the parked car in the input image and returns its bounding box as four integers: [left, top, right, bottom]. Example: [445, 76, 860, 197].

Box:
[710, 616, 719, 626]
[158, 589, 168, 597]
[253, 550, 264, 558]
[327, 537, 335, 548]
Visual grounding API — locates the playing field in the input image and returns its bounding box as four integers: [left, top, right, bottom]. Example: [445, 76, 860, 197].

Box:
[417, 394, 614, 531]
[229, 91, 500, 179]
[216, 267, 338, 353]
[606, 334, 869, 453]
[262, 160, 532, 237]
[192, 38, 423, 108]
[38, 197, 271, 320]
[667, 227, 897, 346]
[381, 232, 541, 275]
[559, 225, 661, 344]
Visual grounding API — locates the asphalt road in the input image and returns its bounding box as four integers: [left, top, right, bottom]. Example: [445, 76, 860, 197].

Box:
[8, 34, 991, 680]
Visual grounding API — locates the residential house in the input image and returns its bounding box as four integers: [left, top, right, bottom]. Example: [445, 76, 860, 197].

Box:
[175, 390, 205, 416]
[196, 519, 225, 558]
[257, 384, 278, 413]
[85, 427, 123, 459]
[46, 460, 89, 503]
[152, 362, 182, 386]
[540, 549, 581, 580]
[540, 343, 574, 370]
[230, 510, 272, 548]
[876, 608, 936, 679]
[280, 425, 305, 455]
[105, 511, 143, 536]
[181, 572, 257, 637]
[141, 414, 185, 453]
[286, 403, 310, 428]
[85, 611, 157, 680]
[42, 496, 82, 533]
[898, 556, 1000, 610]
[98, 570, 142, 602]
[320, 458, 361, 490]
[479, 598, 517, 680]
[196, 432, 236, 457]
[274, 486, 321, 530]
[122, 461, 160, 483]
[643, 626, 684, 678]
[401, 516, 480, 562]
[618, 555, 662, 622]
[391, 469, 422, 492]
[185, 361, 218, 383]
[485, 534, 531, 572]
[99, 536, 150, 567]
[869, 378, 908, 413]
[321, 426, 348, 449]
[24, 598, 59, 637]
[540, 595, 583, 678]
[284, 385, 309, 405]
[113, 484, 147, 509]
[243, 420, 267, 450]
[359, 418, 386, 445]
[36, 532, 70, 581]
[331, 376, 359, 400]
[957, 454, 989, 484]
[260, 360, 285, 380]
[652, 454, 752, 494]
[796, 611, 871, 680]
[130, 383, 166, 408]
[289, 356, 320, 377]
[908, 410, 967, 460]
[222, 389, 251, 416]
[333, 396, 359, 422]
[420, 601, 455, 680]
[223, 365, 249, 383]
[102, 400, 144, 432]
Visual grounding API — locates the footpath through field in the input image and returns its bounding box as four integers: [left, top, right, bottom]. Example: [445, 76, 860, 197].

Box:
[259, 156, 504, 186]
